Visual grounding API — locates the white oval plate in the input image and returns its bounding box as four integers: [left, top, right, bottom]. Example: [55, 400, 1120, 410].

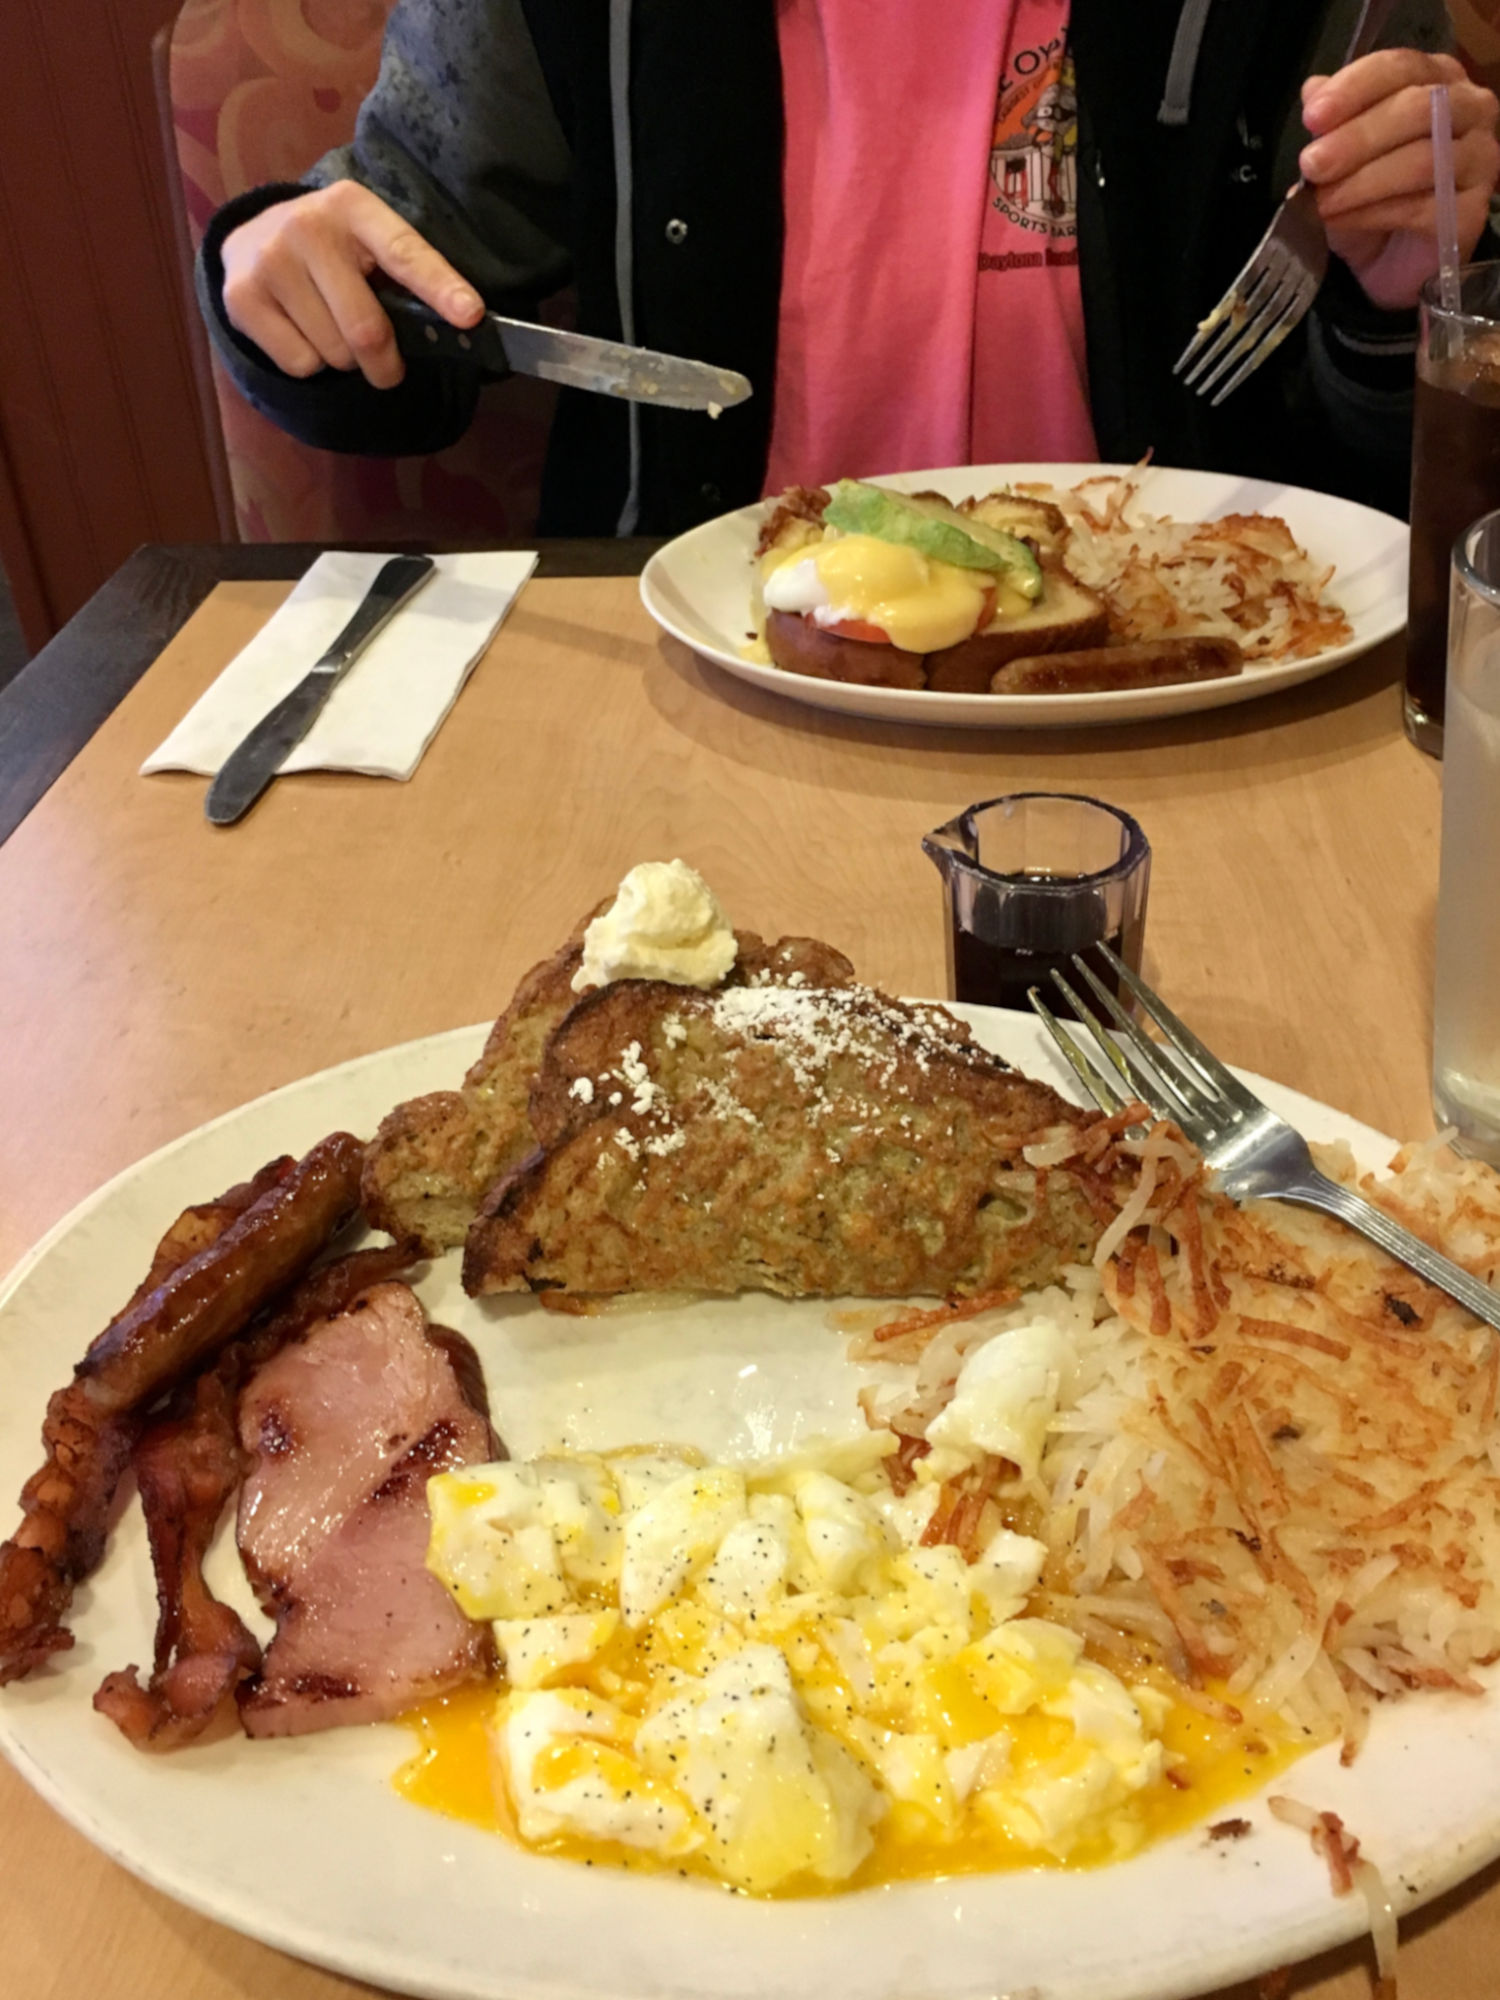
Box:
[0, 1011, 1491, 2000]
[640, 463, 1410, 729]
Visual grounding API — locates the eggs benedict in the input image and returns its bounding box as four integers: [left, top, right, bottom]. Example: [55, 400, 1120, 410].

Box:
[754, 480, 1109, 692]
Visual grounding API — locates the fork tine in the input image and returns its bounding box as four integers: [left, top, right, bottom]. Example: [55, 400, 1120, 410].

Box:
[1052, 967, 1196, 1125]
[1177, 264, 1280, 389]
[1190, 268, 1299, 398]
[1177, 303, 1251, 387]
[1095, 944, 1257, 1109]
[1178, 182, 1327, 402]
[1208, 279, 1317, 406]
[1174, 303, 1232, 378]
[1072, 952, 1216, 1112]
[1069, 957, 1207, 1124]
[1027, 985, 1129, 1115]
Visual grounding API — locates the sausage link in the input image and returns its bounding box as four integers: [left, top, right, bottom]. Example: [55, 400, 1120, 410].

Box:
[75, 1131, 366, 1416]
[990, 637, 1244, 694]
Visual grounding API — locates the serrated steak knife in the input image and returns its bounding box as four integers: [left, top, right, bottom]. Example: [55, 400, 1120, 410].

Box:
[205, 554, 436, 826]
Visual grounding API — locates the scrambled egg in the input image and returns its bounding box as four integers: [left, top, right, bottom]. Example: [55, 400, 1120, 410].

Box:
[415, 1416, 1188, 1896]
[401, 1314, 1314, 1894]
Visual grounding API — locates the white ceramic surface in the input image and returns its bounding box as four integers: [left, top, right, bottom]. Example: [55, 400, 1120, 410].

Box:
[0, 1012, 1491, 2000]
[640, 464, 1410, 729]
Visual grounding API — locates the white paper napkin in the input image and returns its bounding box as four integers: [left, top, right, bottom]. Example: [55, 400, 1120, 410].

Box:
[141, 549, 537, 781]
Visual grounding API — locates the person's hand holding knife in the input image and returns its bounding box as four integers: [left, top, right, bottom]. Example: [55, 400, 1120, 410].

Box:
[220, 181, 484, 387]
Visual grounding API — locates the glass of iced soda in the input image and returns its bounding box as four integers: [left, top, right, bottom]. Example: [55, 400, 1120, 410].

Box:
[1432, 509, 1500, 1160]
[1407, 264, 1500, 755]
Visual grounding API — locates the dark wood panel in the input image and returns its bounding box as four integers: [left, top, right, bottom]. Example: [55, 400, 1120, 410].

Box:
[0, 539, 662, 845]
[0, 422, 47, 666]
[0, 0, 222, 647]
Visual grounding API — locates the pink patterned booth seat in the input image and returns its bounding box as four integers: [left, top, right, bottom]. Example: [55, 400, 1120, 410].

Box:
[165, 0, 554, 541]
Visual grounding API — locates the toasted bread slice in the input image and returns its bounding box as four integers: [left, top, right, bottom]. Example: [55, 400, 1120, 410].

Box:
[925, 569, 1110, 693]
[362, 924, 857, 1254]
[462, 981, 1102, 1299]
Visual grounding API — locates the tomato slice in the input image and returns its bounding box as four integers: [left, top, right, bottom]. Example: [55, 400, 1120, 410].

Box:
[977, 584, 998, 632]
[820, 616, 891, 644]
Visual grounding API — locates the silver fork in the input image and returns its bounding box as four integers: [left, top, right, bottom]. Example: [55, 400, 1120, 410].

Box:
[1172, 0, 1396, 406]
[1028, 944, 1500, 1335]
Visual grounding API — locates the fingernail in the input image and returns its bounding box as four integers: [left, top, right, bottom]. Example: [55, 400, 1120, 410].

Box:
[1299, 141, 1327, 177]
[451, 287, 481, 317]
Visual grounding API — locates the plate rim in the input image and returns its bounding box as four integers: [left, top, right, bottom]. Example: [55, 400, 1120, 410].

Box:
[639, 461, 1410, 731]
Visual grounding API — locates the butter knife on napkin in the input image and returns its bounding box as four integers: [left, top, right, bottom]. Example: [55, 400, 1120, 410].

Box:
[204, 554, 436, 824]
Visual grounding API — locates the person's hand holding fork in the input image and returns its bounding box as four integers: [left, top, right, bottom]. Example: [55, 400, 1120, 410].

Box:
[1299, 48, 1500, 310]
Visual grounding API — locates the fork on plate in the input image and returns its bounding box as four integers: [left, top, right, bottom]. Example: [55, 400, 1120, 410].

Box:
[1028, 944, 1500, 1335]
[1172, 0, 1397, 405]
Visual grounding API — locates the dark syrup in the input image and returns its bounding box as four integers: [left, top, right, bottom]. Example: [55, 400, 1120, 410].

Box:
[947, 868, 1131, 1017]
[950, 924, 1128, 1016]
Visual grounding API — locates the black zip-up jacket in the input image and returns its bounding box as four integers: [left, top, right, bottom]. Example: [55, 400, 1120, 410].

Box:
[198, 0, 1451, 535]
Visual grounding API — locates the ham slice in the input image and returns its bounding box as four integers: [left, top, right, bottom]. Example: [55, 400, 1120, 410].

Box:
[94, 1244, 416, 1751]
[236, 1282, 497, 1737]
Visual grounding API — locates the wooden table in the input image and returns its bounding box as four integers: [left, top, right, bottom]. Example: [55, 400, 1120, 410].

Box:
[0, 549, 1490, 2000]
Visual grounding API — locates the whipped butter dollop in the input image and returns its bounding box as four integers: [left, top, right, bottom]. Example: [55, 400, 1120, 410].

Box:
[572, 860, 737, 993]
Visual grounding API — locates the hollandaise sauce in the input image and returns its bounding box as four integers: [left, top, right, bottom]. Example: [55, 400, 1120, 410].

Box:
[758, 535, 1036, 656]
[397, 1443, 1322, 1898]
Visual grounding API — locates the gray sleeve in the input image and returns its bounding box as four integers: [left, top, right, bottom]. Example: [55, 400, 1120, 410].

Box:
[306, 0, 574, 309]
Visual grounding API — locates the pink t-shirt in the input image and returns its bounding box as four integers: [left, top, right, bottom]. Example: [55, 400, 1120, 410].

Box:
[764, 0, 1096, 493]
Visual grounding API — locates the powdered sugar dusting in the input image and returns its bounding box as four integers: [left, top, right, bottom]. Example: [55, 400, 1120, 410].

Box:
[708, 983, 965, 1100]
[579, 983, 990, 1180]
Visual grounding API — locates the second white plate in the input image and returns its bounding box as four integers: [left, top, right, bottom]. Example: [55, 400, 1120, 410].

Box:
[640, 462, 1410, 729]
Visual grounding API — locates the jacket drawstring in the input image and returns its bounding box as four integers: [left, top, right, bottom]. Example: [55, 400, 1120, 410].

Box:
[609, 0, 643, 535]
[1158, 0, 1216, 125]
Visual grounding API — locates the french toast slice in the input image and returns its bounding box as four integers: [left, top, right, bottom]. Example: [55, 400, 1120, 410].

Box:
[462, 980, 1103, 1299]
[362, 923, 857, 1255]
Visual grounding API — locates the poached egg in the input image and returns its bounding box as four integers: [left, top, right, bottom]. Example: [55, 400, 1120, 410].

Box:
[761, 535, 1034, 654]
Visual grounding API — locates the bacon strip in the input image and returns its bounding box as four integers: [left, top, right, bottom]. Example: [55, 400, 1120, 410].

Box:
[93, 1245, 414, 1750]
[0, 1134, 365, 1683]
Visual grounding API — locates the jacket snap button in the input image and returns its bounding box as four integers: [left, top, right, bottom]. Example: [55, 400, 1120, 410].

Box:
[1093, 154, 1106, 189]
[700, 482, 722, 506]
[665, 218, 689, 245]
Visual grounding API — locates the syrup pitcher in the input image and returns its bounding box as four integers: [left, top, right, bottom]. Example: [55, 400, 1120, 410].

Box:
[922, 794, 1151, 1017]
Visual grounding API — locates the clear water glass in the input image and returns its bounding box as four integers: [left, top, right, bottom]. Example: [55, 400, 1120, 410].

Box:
[1433, 508, 1500, 1159]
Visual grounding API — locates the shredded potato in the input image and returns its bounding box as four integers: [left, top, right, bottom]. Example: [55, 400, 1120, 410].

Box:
[855, 1127, 1500, 1762]
[1015, 474, 1353, 662]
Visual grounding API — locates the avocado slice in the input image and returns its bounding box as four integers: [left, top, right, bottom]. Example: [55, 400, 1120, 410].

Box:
[822, 480, 1043, 599]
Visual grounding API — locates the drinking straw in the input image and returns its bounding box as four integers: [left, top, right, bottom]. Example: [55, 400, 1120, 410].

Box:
[1431, 84, 1464, 318]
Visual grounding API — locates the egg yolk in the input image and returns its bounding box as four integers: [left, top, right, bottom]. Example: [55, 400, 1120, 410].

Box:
[401, 1446, 1326, 1897]
[396, 1646, 1319, 1895]
[810, 538, 987, 652]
